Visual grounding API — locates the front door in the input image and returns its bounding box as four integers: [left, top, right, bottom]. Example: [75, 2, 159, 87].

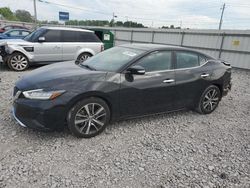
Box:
[119, 50, 176, 118]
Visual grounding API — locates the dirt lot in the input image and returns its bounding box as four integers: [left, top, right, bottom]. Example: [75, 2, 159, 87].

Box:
[0, 65, 249, 188]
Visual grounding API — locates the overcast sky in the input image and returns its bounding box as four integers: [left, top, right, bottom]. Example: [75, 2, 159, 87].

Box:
[1, 0, 250, 29]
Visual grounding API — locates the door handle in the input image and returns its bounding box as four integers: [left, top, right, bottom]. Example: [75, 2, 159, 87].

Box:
[163, 79, 175, 83]
[201, 73, 210, 78]
[54, 46, 60, 49]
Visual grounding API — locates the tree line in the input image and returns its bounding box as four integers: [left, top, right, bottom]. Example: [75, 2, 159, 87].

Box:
[0, 7, 179, 29]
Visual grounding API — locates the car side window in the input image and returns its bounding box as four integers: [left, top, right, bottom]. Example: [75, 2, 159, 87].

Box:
[9, 30, 20, 36]
[136, 51, 172, 72]
[77, 32, 100, 42]
[176, 52, 199, 69]
[62, 30, 77, 42]
[42, 30, 61, 42]
[22, 31, 30, 36]
[199, 55, 208, 65]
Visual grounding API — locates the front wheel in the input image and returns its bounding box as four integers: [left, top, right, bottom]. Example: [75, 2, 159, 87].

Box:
[7, 52, 29, 71]
[196, 85, 221, 114]
[67, 97, 110, 138]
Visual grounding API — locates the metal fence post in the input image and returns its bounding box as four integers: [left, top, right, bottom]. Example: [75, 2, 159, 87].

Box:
[180, 32, 185, 46]
[152, 31, 155, 43]
[131, 30, 134, 43]
[219, 32, 225, 58]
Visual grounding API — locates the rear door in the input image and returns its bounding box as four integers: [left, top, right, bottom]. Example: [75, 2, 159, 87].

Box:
[174, 51, 212, 108]
[33, 29, 62, 62]
[119, 50, 176, 118]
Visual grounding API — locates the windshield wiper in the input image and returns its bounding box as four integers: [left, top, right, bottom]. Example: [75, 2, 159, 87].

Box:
[80, 64, 96, 71]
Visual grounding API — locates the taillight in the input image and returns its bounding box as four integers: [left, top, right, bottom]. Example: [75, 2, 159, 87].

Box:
[101, 45, 104, 51]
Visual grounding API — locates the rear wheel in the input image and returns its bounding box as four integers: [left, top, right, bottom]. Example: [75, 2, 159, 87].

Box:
[196, 85, 221, 114]
[76, 53, 92, 64]
[67, 97, 110, 138]
[8, 52, 29, 71]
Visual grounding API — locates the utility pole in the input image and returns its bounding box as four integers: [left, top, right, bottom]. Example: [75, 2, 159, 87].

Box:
[111, 12, 117, 27]
[33, 0, 38, 28]
[219, 3, 225, 30]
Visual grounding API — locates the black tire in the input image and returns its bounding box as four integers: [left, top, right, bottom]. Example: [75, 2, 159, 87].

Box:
[196, 85, 221, 114]
[76, 52, 92, 64]
[7, 52, 29, 71]
[67, 97, 110, 138]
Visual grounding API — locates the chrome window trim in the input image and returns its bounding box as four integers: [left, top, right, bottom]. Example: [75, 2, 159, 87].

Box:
[174, 60, 210, 71]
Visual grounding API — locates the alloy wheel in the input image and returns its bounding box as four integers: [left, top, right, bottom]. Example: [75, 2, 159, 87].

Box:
[10, 54, 28, 71]
[74, 103, 107, 135]
[78, 54, 91, 63]
[202, 88, 219, 112]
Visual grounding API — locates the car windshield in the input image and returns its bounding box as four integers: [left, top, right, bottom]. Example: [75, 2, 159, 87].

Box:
[80, 46, 145, 72]
[24, 28, 45, 42]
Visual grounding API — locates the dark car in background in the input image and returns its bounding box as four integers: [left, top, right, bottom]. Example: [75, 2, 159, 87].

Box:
[0, 25, 29, 33]
[0, 29, 31, 39]
[12, 44, 232, 138]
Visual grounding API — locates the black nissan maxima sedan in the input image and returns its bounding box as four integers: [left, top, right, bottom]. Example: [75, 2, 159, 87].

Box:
[12, 44, 232, 138]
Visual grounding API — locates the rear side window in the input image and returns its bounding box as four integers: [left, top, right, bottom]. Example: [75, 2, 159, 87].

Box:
[62, 30, 77, 42]
[62, 30, 100, 42]
[137, 51, 172, 72]
[77, 32, 100, 42]
[176, 52, 199, 69]
[199, 55, 208, 65]
[43, 30, 61, 42]
[21, 31, 30, 36]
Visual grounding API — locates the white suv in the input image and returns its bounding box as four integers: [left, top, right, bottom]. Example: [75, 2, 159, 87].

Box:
[0, 27, 104, 71]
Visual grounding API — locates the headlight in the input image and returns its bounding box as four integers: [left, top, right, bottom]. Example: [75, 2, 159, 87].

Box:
[22, 89, 66, 100]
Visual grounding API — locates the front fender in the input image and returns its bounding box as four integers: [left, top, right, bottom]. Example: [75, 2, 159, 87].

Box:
[7, 45, 34, 61]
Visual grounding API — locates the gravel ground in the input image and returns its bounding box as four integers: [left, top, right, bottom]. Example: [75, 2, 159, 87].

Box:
[0, 64, 249, 188]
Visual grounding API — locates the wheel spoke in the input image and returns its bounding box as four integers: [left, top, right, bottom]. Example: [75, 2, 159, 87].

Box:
[84, 105, 91, 116]
[211, 97, 219, 101]
[94, 106, 104, 116]
[79, 123, 88, 133]
[91, 122, 98, 130]
[76, 113, 87, 118]
[93, 118, 104, 126]
[95, 113, 106, 119]
[85, 121, 91, 134]
[209, 102, 213, 110]
[204, 102, 210, 109]
[75, 119, 88, 125]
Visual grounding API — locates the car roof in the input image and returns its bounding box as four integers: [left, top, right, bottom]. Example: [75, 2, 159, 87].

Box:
[3, 25, 26, 28]
[40, 26, 93, 33]
[120, 43, 214, 58]
[6, 29, 30, 31]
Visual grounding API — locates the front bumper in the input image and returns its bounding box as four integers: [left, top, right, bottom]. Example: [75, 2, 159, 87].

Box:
[12, 98, 67, 131]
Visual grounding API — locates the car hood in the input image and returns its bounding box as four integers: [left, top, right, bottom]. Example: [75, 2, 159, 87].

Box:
[0, 39, 31, 46]
[16, 61, 108, 90]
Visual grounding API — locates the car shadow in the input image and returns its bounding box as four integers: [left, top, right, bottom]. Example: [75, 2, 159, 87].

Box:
[9, 109, 193, 141]
[0, 63, 44, 72]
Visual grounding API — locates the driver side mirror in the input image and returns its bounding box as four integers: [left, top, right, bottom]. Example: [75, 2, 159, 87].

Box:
[126, 65, 145, 75]
[38, 36, 45, 42]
